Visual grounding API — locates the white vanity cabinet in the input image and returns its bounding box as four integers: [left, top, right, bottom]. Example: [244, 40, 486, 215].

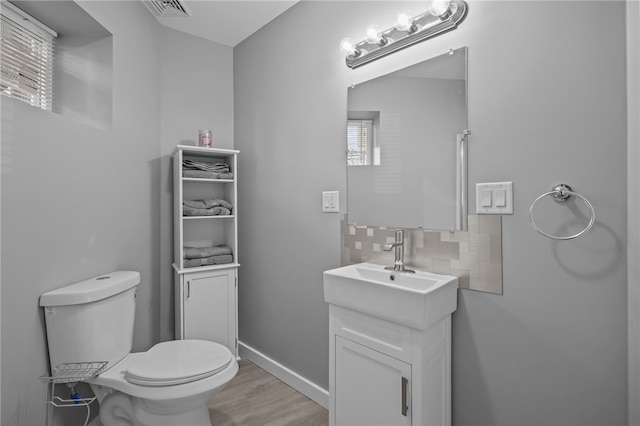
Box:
[173, 145, 239, 358]
[328, 305, 452, 426]
[324, 263, 457, 425]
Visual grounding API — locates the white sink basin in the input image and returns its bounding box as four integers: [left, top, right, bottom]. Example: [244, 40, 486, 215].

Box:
[323, 262, 458, 330]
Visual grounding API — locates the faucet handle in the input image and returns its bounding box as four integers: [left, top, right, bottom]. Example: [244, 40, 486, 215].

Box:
[384, 230, 405, 251]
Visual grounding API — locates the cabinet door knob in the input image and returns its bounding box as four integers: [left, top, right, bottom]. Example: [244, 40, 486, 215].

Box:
[187, 281, 191, 299]
[401, 376, 409, 416]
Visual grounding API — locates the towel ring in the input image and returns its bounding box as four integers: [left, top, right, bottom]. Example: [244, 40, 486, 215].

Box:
[529, 184, 595, 240]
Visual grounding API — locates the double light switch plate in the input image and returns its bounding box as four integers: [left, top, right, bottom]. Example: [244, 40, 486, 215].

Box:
[476, 182, 513, 214]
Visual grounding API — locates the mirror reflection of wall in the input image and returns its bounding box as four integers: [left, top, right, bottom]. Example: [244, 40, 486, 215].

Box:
[347, 47, 467, 230]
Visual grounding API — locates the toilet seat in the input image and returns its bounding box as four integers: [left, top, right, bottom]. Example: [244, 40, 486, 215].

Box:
[124, 340, 232, 386]
[87, 346, 238, 402]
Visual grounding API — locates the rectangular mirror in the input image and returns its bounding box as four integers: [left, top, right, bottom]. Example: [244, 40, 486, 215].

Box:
[346, 47, 468, 231]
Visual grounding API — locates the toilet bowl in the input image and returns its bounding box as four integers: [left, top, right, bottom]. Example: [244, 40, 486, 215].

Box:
[88, 340, 238, 426]
[87, 340, 238, 426]
[39, 271, 238, 426]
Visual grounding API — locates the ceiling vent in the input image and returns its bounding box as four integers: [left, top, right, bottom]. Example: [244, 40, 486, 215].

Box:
[142, 0, 190, 17]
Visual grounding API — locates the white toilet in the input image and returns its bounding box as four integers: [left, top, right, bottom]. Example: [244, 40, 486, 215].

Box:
[40, 271, 238, 426]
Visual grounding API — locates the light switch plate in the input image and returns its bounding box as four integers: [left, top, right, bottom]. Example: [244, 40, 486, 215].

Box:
[322, 191, 339, 213]
[476, 182, 513, 214]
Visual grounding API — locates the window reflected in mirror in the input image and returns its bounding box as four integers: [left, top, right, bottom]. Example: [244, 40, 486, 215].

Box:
[347, 113, 380, 166]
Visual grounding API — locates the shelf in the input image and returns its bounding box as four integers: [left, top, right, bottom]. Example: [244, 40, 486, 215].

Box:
[183, 178, 234, 183]
[172, 262, 240, 274]
[183, 215, 234, 220]
[47, 394, 98, 408]
[174, 145, 239, 156]
[40, 361, 108, 384]
[41, 361, 106, 410]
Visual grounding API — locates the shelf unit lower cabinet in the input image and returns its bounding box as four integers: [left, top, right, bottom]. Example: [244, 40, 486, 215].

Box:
[328, 305, 452, 426]
[174, 267, 238, 358]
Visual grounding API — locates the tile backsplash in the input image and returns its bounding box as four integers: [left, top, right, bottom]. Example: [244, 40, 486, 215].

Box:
[341, 215, 503, 294]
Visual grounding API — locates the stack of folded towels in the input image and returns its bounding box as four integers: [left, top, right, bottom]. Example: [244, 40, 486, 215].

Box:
[183, 159, 233, 179]
[183, 245, 233, 268]
[183, 199, 232, 216]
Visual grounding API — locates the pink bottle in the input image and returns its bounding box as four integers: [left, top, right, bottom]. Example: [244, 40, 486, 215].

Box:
[199, 130, 212, 148]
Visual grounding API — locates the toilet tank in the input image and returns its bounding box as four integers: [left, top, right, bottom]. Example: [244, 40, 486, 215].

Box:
[39, 271, 140, 374]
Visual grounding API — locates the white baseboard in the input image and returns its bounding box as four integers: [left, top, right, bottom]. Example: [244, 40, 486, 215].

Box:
[238, 341, 329, 409]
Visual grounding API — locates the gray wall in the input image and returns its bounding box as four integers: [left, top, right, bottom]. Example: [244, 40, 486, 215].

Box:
[235, 2, 628, 425]
[0, 1, 233, 424]
[628, 0, 640, 423]
[158, 26, 234, 342]
[1, 2, 161, 424]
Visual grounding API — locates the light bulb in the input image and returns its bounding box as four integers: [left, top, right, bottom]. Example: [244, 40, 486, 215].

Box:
[429, 0, 452, 17]
[365, 25, 381, 44]
[339, 37, 359, 57]
[395, 12, 413, 32]
[365, 25, 387, 46]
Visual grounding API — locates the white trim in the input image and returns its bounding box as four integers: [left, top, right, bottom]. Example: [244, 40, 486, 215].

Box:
[238, 341, 329, 409]
[0, 1, 57, 38]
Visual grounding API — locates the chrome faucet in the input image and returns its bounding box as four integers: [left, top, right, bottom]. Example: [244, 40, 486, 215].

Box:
[383, 229, 415, 273]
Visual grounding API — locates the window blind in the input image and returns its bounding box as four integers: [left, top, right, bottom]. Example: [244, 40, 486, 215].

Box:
[347, 119, 373, 166]
[0, 3, 56, 111]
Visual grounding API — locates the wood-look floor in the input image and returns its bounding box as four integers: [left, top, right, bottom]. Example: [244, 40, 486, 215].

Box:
[208, 359, 329, 426]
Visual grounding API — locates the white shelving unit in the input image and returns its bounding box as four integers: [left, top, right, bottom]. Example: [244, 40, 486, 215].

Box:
[173, 145, 239, 358]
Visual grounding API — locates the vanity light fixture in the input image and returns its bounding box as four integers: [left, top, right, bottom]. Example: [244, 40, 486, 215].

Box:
[341, 0, 468, 69]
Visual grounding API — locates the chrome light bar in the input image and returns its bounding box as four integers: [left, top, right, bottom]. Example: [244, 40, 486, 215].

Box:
[344, 0, 468, 69]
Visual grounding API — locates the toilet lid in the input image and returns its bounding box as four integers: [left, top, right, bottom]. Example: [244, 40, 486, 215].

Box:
[124, 340, 232, 386]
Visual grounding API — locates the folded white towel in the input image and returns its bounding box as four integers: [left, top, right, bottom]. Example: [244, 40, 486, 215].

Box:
[183, 159, 230, 173]
[183, 245, 233, 260]
[184, 254, 233, 268]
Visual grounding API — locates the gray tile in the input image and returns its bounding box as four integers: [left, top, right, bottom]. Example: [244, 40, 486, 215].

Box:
[479, 214, 502, 235]
[340, 216, 503, 295]
[424, 241, 460, 260]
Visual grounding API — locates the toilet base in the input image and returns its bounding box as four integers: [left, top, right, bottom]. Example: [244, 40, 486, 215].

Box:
[91, 388, 216, 426]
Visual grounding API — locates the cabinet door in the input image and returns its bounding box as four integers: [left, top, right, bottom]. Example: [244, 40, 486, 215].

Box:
[183, 270, 235, 349]
[335, 336, 411, 426]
